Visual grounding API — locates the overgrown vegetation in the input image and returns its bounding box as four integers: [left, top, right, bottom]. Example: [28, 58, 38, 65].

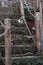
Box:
[0, 1, 43, 65]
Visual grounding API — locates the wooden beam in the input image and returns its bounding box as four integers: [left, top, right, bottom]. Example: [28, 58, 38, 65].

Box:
[4, 18, 12, 65]
[0, 44, 31, 48]
[2, 56, 39, 60]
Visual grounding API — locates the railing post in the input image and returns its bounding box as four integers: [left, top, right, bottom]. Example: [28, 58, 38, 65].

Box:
[40, 0, 43, 53]
[19, 0, 24, 16]
[35, 12, 41, 53]
[4, 18, 12, 65]
[34, 0, 41, 53]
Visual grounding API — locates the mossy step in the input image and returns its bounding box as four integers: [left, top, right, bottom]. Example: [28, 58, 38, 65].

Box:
[0, 25, 29, 35]
[11, 26, 29, 35]
[0, 44, 35, 56]
[11, 19, 25, 27]
[0, 34, 34, 44]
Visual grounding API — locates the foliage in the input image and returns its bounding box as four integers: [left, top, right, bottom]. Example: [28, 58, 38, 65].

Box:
[12, 55, 43, 65]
